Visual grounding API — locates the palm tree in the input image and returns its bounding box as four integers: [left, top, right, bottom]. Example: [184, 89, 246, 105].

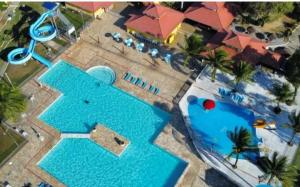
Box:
[180, 33, 206, 67]
[259, 151, 298, 185]
[232, 60, 255, 90]
[0, 80, 27, 123]
[285, 111, 300, 145]
[273, 83, 294, 114]
[205, 49, 233, 82]
[227, 127, 256, 168]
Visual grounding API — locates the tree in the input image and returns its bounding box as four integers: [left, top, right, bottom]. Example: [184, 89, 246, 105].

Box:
[241, 2, 294, 23]
[0, 80, 27, 123]
[161, 2, 177, 9]
[285, 111, 300, 146]
[205, 49, 233, 82]
[285, 49, 300, 102]
[273, 83, 293, 114]
[180, 33, 206, 67]
[259, 151, 298, 185]
[232, 60, 255, 89]
[227, 127, 256, 168]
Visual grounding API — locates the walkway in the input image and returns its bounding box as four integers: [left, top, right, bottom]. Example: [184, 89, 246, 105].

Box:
[60, 133, 90, 139]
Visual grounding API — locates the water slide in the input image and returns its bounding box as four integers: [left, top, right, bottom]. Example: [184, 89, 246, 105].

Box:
[7, 3, 59, 67]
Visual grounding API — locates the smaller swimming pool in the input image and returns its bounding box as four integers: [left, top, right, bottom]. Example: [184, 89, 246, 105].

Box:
[188, 98, 258, 159]
[86, 66, 116, 85]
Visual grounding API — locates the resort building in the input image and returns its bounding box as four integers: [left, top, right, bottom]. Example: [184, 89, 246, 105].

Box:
[125, 4, 184, 44]
[66, 2, 113, 18]
[184, 2, 234, 31]
[205, 30, 284, 70]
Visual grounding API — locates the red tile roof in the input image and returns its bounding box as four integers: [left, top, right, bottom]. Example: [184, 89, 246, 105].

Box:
[68, 2, 112, 12]
[125, 5, 184, 40]
[205, 31, 283, 69]
[184, 2, 234, 30]
[222, 32, 252, 50]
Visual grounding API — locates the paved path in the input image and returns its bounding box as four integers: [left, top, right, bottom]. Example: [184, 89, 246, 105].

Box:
[60, 133, 90, 139]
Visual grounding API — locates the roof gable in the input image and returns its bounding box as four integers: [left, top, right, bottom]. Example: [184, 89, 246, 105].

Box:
[184, 2, 234, 30]
[143, 5, 167, 18]
[222, 32, 252, 50]
[68, 2, 112, 12]
[125, 5, 184, 40]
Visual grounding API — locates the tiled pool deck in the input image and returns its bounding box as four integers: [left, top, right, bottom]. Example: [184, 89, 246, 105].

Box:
[0, 13, 235, 187]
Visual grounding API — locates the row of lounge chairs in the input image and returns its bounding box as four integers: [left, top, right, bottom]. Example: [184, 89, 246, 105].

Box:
[218, 88, 244, 104]
[123, 72, 160, 95]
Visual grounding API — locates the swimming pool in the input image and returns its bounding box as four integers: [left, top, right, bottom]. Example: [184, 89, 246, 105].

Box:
[86, 66, 116, 85]
[38, 61, 187, 187]
[188, 98, 258, 159]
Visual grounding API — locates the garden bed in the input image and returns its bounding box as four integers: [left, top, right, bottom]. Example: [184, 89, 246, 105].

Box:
[0, 124, 26, 165]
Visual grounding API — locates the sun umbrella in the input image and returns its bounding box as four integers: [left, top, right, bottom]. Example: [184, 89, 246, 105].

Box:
[203, 99, 216, 110]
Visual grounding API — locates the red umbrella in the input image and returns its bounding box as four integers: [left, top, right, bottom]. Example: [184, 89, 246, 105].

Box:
[203, 99, 216, 110]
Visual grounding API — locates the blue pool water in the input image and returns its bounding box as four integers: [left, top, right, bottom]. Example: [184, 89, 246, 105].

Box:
[87, 66, 116, 85]
[188, 98, 258, 158]
[38, 61, 187, 187]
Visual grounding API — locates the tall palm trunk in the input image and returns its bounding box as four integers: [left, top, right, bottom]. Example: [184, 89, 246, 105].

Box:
[233, 152, 239, 168]
[267, 175, 274, 185]
[211, 67, 217, 82]
[293, 86, 298, 102]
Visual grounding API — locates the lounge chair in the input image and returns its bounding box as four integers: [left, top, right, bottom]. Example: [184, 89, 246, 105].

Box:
[135, 78, 142, 85]
[265, 121, 277, 130]
[130, 76, 136, 83]
[123, 72, 131, 81]
[148, 85, 155, 92]
[154, 88, 160, 95]
[140, 81, 148, 89]
[219, 88, 231, 97]
[231, 93, 244, 104]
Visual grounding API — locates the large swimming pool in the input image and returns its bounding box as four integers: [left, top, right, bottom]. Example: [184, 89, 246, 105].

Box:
[38, 61, 187, 187]
[188, 98, 258, 159]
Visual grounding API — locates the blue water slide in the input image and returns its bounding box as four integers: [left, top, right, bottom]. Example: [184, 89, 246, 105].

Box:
[7, 3, 59, 67]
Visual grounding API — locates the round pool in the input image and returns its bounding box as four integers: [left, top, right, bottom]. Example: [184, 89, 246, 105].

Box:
[87, 66, 116, 85]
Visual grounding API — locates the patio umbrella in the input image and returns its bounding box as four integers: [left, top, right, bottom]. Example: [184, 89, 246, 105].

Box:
[112, 32, 121, 41]
[137, 42, 144, 52]
[125, 38, 133, 47]
[150, 48, 158, 57]
[203, 99, 216, 110]
[164, 53, 172, 64]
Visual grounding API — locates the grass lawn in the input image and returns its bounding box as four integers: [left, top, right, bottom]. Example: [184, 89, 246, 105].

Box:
[53, 37, 69, 47]
[4, 42, 57, 85]
[261, 15, 296, 33]
[60, 7, 92, 31]
[0, 124, 25, 164]
[0, 2, 8, 11]
[6, 60, 43, 85]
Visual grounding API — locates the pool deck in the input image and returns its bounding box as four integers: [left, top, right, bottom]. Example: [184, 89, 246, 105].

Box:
[90, 125, 129, 156]
[0, 11, 235, 187]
